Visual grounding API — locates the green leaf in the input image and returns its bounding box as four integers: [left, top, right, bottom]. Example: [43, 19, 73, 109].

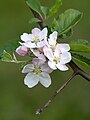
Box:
[51, 9, 83, 37]
[41, 6, 49, 19]
[70, 39, 90, 53]
[48, 0, 62, 17]
[60, 29, 73, 39]
[0, 38, 19, 59]
[26, 0, 42, 18]
[1, 50, 13, 62]
[72, 53, 90, 67]
[29, 18, 41, 24]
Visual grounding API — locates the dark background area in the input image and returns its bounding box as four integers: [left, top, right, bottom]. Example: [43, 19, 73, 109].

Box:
[0, 0, 90, 120]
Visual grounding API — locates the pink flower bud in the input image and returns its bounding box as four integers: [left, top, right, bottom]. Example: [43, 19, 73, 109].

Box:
[16, 46, 28, 56]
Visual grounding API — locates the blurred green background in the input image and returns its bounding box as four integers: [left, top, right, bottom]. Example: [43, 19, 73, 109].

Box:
[0, 0, 90, 120]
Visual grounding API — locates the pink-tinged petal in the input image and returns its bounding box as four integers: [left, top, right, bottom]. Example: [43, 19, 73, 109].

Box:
[49, 31, 58, 46]
[54, 48, 60, 57]
[32, 58, 45, 67]
[32, 28, 41, 35]
[24, 72, 39, 88]
[22, 64, 34, 73]
[48, 61, 57, 70]
[41, 63, 53, 73]
[56, 44, 70, 53]
[16, 46, 28, 56]
[60, 52, 71, 64]
[39, 28, 47, 41]
[39, 72, 51, 88]
[23, 42, 36, 48]
[37, 40, 46, 48]
[38, 54, 46, 61]
[44, 38, 50, 47]
[31, 49, 46, 61]
[56, 63, 68, 71]
[20, 33, 32, 42]
[43, 46, 54, 61]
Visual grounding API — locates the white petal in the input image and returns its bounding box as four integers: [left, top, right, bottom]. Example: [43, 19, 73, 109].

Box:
[48, 61, 57, 70]
[39, 72, 51, 88]
[21, 33, 32, 42]
[37, 40, 46, 48]
[41, 63, 53, 73]
[60, 52, 71, 64]
[57, 44, 70, 53]
[56, 63, 68, 71]
[32, 28, 41, 35]
[32, 58, 45, 67]
[31, 49, 46, 61]
[49, 31, 57, 46]
[39, 28, 47, 40]
[23, 42, 36, 48]
[24, 72, 39, 88]
[54, 48, 60, 57]
[22, 64, 34, 73]
[43, 46, 54, 61]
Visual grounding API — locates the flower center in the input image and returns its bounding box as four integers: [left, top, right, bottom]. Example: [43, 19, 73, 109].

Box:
[34, 35, 39, 44]
[33, 67, 41, 75]
[50, 45, 56, 52]
[54, 56, 60, 64]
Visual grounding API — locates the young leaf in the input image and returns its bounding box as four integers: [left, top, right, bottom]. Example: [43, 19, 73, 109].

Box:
[48, 0, 62, 17]
[0, 38, 19, 58]
[72, 53, 90, 67]
[70, 39, 90, 53]
[29, 18, 41, 24]
[51, 9, 83, 37]
[26, 0, 42, 18]
[60, 29, 73, 39]
[41, 6, 49, 19]
[1, 50, 13, 62]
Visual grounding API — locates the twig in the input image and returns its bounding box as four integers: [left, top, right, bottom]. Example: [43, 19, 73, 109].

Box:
[36, 72, 77, 115]
[69, 61, 90, 81]
[30, 8, 44, 29]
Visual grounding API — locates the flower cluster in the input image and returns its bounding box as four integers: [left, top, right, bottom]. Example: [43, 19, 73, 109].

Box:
[16, 28, 71, 88]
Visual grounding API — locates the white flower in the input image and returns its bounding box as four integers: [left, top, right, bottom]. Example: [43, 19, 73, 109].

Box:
[21, 28, 48, 49]
[43, 44, 71, 71]
[22, 58, 53, 88]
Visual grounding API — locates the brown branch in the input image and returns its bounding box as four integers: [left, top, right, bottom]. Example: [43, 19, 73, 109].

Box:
[30, 9, 44, 29]
[68, 60, 90, 81]
[36, 72, 77, 115]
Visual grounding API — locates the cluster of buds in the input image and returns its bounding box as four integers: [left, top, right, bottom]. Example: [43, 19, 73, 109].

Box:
[16, 28, 71, 88]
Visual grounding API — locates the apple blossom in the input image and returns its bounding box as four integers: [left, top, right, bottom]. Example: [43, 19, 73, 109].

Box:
[43, 45, 71, 71]
[15, 27, 72, 88]
[22, 58, 53, 88]
[21, 28, 47, 49]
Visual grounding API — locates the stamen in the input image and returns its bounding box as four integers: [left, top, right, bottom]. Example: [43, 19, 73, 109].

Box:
[33, 67, 41, 75]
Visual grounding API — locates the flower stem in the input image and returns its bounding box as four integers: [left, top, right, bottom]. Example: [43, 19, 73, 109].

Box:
[36, 72, 77, 115]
